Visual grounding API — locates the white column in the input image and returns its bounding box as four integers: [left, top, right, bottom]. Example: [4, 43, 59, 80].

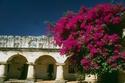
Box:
[123, 29, 125, 37]
[55, 63, 65, 80]
[27, 62, 34, 80]
[0, 62, 6, 82]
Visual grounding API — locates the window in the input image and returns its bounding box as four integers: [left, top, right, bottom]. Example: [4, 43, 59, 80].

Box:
[68, 64, 77, 73]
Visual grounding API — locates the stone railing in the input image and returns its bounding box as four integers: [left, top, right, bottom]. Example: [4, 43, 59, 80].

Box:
[0, 35, 59, 49]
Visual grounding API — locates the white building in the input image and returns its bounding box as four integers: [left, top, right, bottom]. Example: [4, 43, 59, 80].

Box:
[0, 35, 77, 83]
[0, 35, 124, 83]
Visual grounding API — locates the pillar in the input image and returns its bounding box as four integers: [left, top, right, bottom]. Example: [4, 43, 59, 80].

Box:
[123, 29, 125, 37]
[0, 62, 6, 83]
[27, 62, 34, 82]
[55, 63, 67, 83]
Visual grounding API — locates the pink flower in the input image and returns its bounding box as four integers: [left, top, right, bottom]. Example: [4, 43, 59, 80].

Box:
[90, 47, 98, 56]
[49, 3, 125, 73]
[80, 22, 86, 29]
[96, 41, 105, 47]
[91, 61, 100, 69]
[121, 52, 125, 60]
[112, 16, 121, 25]
[108, 34, 119, 43]
[81, 58, 90, 65]
[104, 14, 112, 24]
[81, 58, 91, 70]
[87, 44, 93, 49]
[112, 55, 120, 61]
[93, 32, 103, 40]
[111, 63, 117, 68]
[114, 49, 120, 55]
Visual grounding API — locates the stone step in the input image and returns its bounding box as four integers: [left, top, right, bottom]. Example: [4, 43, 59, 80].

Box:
[67, 81, 78, 83]
[5, 80, 79, 83]
[35, 81, 55, 83]
[4, 80, 28, 83]
[36, 81, 78, 83]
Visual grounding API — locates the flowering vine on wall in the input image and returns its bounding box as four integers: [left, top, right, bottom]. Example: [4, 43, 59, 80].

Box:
[49, 4, 125, 75]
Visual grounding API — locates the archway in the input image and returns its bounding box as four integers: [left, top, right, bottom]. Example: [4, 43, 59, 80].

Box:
[35, 55, 56, 80]
[6, 54, 28, 80]
[64, 57, 77, 81]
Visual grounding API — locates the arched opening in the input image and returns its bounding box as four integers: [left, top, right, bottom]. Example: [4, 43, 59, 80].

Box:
[64, 57, 77, 81]
[34, 55, 56, 80]
[6, 54, 28, 80]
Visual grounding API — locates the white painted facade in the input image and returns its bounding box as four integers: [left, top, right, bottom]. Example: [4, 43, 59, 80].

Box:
[0, 35, 77, 82]
[0, 35, 124, 83]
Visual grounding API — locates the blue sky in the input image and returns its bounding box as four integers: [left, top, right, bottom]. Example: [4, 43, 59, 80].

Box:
[0, 0, 124, 36]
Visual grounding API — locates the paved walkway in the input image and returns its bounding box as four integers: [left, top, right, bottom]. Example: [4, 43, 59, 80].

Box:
[36, 81, 78, 83]
[5, 80, 78, 83]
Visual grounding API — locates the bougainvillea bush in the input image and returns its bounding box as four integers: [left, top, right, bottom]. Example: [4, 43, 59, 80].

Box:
[49, 4, 125, 75]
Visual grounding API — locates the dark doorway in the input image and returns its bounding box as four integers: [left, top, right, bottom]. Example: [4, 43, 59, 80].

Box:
[20, 64, 28, 79]
[47, 64, 54, 80]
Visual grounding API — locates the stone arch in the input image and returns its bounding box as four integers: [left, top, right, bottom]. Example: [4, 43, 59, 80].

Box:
[6, 54, 28, 80]
[64, 56, 77, 81]
[7, 54, 27, 62]
[34, 55, 56, 80]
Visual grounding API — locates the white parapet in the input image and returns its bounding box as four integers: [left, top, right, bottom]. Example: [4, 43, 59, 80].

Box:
[0, 35, 60, 49]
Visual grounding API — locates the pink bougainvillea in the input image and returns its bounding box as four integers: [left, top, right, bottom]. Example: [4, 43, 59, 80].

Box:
[49, 4, 125, 74]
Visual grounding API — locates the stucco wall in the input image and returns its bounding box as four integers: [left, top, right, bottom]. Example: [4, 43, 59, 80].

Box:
[0, 49, 72, 80]
[0, 49, 67, 63]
